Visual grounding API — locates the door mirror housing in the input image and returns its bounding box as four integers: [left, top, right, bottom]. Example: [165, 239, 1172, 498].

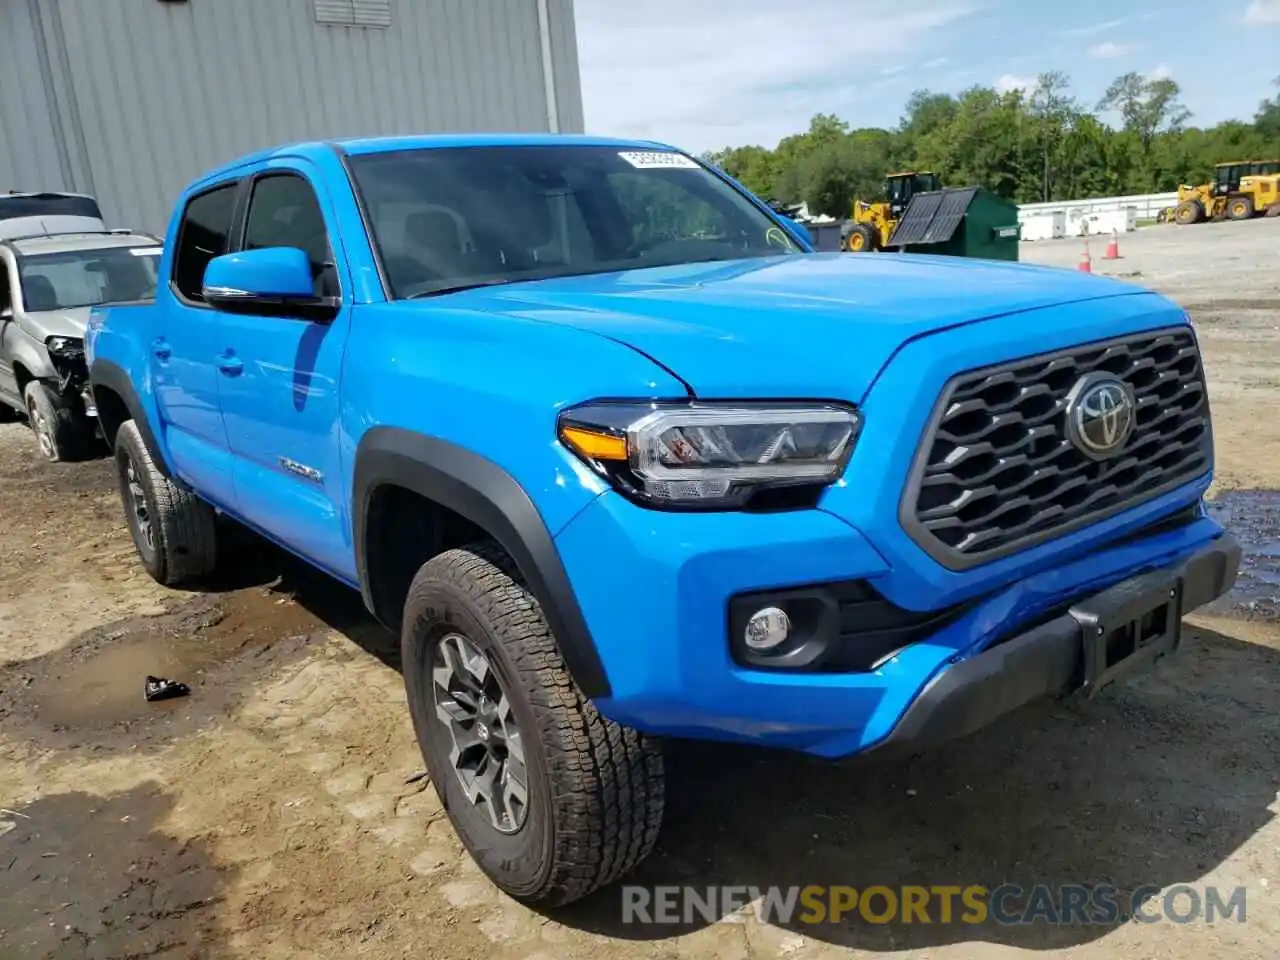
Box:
[202, 247, 337, 321]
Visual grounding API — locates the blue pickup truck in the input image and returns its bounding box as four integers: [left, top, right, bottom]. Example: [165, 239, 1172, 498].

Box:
[87, 134, 1239, 905]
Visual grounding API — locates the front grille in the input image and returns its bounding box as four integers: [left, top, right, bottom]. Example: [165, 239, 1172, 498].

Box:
[902, 327, 1211, 569]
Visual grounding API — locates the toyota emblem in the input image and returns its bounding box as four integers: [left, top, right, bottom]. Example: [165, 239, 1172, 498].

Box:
[1065, 373, 1136, 460]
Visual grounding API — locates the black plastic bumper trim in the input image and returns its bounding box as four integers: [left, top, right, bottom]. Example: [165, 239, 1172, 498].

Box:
[868, 533, 1241, 753]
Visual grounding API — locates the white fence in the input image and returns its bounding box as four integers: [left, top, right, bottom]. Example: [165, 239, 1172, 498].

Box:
[1017, 192, 1177, 240]
[1018, 192, 1178, 222]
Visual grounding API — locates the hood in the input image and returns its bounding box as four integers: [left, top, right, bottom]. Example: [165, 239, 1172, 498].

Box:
[20, 307, 91, 343]
[446, 252, 1149, 400]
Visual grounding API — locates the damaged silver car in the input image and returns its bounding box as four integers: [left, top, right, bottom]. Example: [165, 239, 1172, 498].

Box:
[0, 231, 161, 461]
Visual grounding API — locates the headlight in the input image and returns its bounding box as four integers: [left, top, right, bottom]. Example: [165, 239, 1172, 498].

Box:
[558, 401, 860, 508]
[46, 336, 84, 357]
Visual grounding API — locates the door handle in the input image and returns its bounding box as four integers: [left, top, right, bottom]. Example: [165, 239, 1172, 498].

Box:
[152, 338, 172, 361]
[216, 353, 244, 376]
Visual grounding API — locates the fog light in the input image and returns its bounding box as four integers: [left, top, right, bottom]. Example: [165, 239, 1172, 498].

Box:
[744, 606, 791, 652]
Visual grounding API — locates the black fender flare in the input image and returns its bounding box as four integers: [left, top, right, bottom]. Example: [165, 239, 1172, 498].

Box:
[89, 358, 173, 479]
[353, 427, 612, 700]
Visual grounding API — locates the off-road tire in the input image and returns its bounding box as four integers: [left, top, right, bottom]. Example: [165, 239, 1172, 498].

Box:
[113, 419, 218, 585]
[845, 223, 876, 252]
[23, 380, 92, 462]
[402, 542, 664, 906]
[1174, 200, 1203, 225]
[1227, 196, 1254, 221]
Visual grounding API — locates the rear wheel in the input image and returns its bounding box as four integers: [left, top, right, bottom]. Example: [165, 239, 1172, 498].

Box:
[113, 420, 218, 585]
[845, 223, 876, 252]
[1174, 200, 1203, 225]
[402, 542, 664, 906]
[1227, 196, 1254, 221]
[23, 380, 92, 462]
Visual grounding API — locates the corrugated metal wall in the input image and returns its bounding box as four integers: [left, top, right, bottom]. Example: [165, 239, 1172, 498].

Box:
[1, 0, 584, 233]
[0, 1, 74, 190]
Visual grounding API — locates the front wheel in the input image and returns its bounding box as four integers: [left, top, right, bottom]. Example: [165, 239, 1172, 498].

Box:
[1174, 200, 1203, 225]
[845, 223, 876, 252]
[401, 542, 665, 906]
[23, 380, 92, 462]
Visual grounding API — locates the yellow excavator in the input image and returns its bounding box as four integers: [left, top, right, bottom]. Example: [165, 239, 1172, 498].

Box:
[1172, 160, 1280, 224]
[842, 171, 942, 251]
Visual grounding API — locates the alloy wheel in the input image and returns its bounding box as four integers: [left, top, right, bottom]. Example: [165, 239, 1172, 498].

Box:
[26, 398, 54, 460]
[432, 632, 529, 834]
[123, 458, 154, 552]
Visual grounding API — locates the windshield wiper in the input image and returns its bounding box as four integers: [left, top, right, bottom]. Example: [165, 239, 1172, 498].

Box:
[405, 278, 518, 299]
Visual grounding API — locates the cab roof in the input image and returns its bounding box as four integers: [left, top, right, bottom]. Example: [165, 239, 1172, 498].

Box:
[192, 133, 684, 185]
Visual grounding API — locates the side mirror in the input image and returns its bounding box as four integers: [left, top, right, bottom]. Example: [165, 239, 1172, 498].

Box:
[202, 247, 337, 321]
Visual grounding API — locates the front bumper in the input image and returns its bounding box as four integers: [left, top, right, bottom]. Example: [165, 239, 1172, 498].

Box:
[867, 532, 1240, 754]
[554, 488, 1240, 758]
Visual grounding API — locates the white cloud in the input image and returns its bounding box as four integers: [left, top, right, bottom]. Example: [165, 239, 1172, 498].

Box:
[922, 57, 951, 68]
[1058, 11, 1161, 36]
[1058, 18, 1124, 37]
[1146, 63, 1174, 80]
[880, 65, 905, 76]
[1088, 40, 1133, 58]
[1245, 0, 1280, 21]
[573, 0, 976, 151]
[995, 73, 1036, 93]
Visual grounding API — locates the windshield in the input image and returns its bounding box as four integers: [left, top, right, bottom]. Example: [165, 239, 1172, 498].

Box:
[347, 145, 803, 298]
[18, 245, 161, 311]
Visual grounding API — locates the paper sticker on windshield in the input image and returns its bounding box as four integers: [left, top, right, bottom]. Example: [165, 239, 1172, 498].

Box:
[128, 247, 161, 256]
[618, 151, 699, 170]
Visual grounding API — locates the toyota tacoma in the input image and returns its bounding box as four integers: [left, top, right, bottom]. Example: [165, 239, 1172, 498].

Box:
[85, 135, 1240, 906]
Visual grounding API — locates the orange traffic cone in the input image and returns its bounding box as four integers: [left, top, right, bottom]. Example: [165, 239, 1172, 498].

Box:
[1077, 239, 1092, 273]
[1103, 229, 1120, 260]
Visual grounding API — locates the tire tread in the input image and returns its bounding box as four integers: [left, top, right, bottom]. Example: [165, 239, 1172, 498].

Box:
[406, 542, 663, 905]
[24, 380, 92, 462]
[115, 420, 218, 584]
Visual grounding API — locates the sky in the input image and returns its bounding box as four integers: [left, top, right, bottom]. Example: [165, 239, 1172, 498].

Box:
[572, 0, 1280, 153]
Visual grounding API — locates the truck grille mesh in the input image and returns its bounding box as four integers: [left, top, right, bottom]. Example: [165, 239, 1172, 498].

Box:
[903, 328, 1210, 568]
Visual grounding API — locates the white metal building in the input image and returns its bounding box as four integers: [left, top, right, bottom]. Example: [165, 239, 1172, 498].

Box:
[1, 0, 584, 232]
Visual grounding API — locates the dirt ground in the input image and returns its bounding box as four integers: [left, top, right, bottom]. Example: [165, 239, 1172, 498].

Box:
[2, 218, 1279, 960]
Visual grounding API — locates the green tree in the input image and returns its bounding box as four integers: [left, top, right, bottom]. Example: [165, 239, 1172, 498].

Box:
[1257, 76, 1280, 141]
[1097, 73, 1191, 153]
[1028, 71, 1076, 202]
[700, 71, 1277, 212]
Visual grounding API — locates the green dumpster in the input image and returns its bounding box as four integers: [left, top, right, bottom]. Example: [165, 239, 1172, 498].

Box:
[886, 187, 1021, 261]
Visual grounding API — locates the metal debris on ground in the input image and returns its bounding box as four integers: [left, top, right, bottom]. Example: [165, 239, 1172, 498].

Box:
[144, 676, 191, 702]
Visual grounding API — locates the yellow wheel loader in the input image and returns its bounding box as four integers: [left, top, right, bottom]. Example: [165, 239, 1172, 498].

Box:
[1174, 161, 1280, 224]
[842, 172, 942, 251]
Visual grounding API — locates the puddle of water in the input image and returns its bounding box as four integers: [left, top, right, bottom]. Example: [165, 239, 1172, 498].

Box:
[35, 632, 235, 727]
[1202, 490, 1280, 621]
[31, 587, 326, 729]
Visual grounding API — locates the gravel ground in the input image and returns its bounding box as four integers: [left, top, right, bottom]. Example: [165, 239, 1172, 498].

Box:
[1, 219, 1278, 959]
